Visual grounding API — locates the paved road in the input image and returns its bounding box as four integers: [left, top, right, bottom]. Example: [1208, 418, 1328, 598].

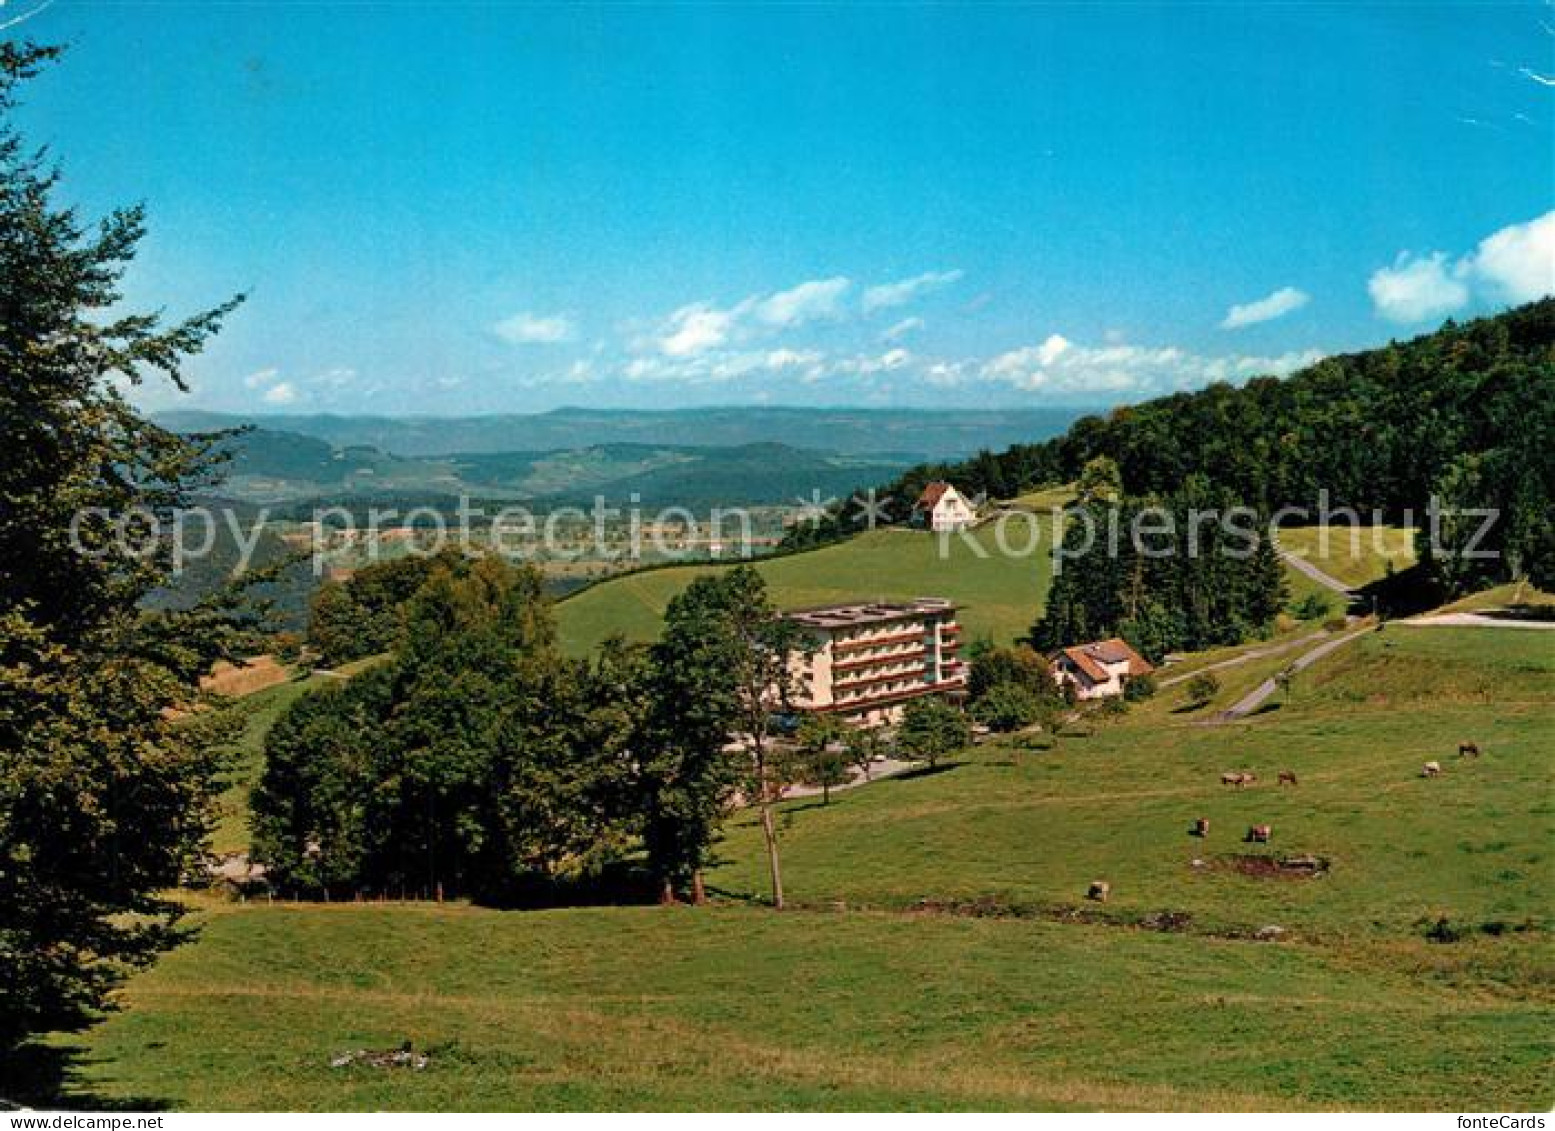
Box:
[1207, 624, 1374, 723]
[1399, 612, 1555, 630]
[1158, 629, 1328, 689]
[780, 757, 917, 801]
[1276, 545, 1355, 597]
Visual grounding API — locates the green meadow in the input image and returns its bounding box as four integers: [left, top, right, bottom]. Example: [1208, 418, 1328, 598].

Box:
[44, 625, 1554, 1111]
[1277, 526, 1418, 590]
[555, 523, 1056, 655]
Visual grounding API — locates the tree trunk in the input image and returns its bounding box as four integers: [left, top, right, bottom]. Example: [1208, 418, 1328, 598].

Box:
[660, 878, 678, 906]
[691, 870, 707, 905]
[759, 799, 784, 909]
[823, 783, 831, 805]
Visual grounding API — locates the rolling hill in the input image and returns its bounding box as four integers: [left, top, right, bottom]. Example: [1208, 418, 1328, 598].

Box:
[39, 623, 1552, 1110]
[157, 406, 1086, 460]
[194, 428, 913, 507]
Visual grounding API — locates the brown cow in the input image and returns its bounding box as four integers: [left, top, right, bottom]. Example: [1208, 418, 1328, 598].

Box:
[1278, 770, 1298, 787]
[1191, 817, 1210, 838]
[1244, 824, 1272, 843]
[1087, 880, 1110, 902]
[1459, 741, 1481, 758]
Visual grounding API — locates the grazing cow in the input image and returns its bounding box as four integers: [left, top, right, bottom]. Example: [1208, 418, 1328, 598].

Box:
[1459, 741, 1481, 758]
[1087, 880, 1110, 902]
[1221, 772, 1256, 788]
[1244, 824, 1272, 843]
[1422, 761, 1442, 778]
[1278, 770, 1298, 787]
[1192, 817, 1211, 838]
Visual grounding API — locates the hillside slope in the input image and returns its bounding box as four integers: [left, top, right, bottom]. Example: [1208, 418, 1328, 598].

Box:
[44, 624, 1553, 1111]
[555, 524, 1055, 655]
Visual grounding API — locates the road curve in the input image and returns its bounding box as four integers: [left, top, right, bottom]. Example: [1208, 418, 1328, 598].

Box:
[1277, 546, 1355, 597]
[1207, 624, 1374, 723]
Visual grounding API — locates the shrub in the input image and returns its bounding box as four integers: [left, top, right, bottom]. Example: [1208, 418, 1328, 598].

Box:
[1419, 915, 1465, 944]
[1096, 696, 1129, 720]
[1185, 671, 1221, 706]
[1123, 673, 1157, 702]
[1291, 592, 1333, 621]
[1324, 615, 1351, 632]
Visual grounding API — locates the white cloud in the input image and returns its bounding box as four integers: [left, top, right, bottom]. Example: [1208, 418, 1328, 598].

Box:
[845, 348, 912, 376]
[764, 348, 825, 370]
[1462, 211, 1555, 304]
[658, 303, 740, 357]
[1219, 286, 1310, 330]
[492, 311, 575, 345]
[862, 269, 964, 313]
[261, 381, 299, 406]
[242, 367, 280, 389]
[641, 270, 958, 358]
[753, 277, 850, 327]
[624, 348, 830, 385]
[881, 316, 924, 341]
[1367, 252, 1471, 323]
[975, 337, 1322, 398]
[1367, 212, 1554, 323]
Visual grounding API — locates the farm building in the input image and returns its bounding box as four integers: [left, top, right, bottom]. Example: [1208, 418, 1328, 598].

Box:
[912, 481, 977, 532]
[1050, 637, 1153, 700]
[783, 599, 966, 725]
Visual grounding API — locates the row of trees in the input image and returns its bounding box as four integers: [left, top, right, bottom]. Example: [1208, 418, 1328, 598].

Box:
[258, 559, 854, 908]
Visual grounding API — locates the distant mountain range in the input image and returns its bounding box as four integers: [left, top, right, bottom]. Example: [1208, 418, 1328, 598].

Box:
[187, 429, 922, 507]
[154, 405, 1084, 460]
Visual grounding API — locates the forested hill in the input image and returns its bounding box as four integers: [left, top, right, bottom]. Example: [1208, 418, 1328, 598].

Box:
[883, 300, 1555, 588]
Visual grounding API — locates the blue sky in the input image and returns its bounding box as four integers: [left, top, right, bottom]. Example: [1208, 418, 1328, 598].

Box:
[11, 1, 1554, 414]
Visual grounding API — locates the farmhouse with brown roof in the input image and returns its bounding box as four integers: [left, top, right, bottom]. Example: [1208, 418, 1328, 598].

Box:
[1050, 637, 1154, 700]
[912, 481, 976, 532]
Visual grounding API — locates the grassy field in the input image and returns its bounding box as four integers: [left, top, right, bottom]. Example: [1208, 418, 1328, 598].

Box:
[555, 524, 1055, 655]
[1277, 526, 1417, 590]
[207, 671, 341, 855]
[47, 624, 1553, 1111]
[555, 518, 1346, 657]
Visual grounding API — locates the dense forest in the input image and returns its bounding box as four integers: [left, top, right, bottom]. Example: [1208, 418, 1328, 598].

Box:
[873, 302, 1555, 592]
[1031, 478, 1289, 660]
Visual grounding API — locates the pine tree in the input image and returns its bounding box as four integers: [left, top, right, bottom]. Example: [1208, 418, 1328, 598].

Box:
[1, 42, 247, 1061]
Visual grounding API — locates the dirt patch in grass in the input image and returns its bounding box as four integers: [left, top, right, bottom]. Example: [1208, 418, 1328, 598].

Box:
[202, 655, 292, 698]
[1211, 854, 1331, 880]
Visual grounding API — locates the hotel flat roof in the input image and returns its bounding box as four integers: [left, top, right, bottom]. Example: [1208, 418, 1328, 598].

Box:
[782, 598, 957, 630]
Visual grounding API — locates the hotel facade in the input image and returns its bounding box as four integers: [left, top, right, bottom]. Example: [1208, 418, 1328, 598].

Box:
[783, 599, 966, 726]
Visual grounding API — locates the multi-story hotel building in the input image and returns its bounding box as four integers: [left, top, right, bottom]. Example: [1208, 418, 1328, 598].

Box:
[783, 598, 966, 726]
